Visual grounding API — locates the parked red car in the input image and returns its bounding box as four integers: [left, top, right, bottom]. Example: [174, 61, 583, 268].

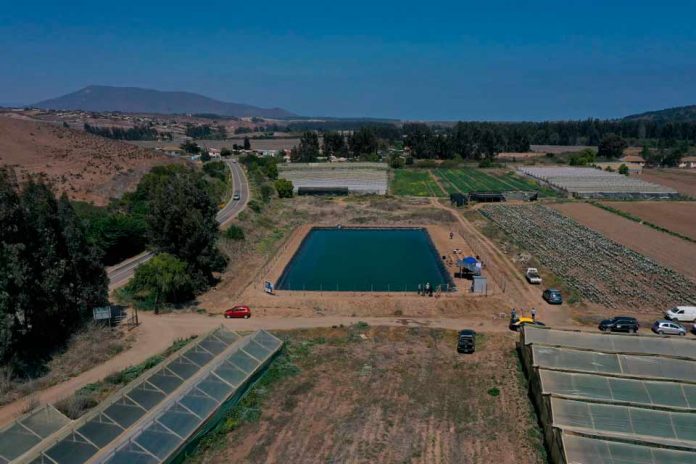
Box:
[224, 305, 251, 319]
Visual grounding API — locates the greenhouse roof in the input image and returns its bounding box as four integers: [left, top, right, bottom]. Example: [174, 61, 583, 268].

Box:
[14, 327, 244, 464]
[522, 327, 696, 463]
[523, 325, 696, 360]
[562, 433, 696, 464]
[0, 406, 70, 463]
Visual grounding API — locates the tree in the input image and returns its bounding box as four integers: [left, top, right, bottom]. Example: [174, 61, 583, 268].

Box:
[349, 127, 378, 158]
[618, 164, 629, 175]
[180, 140, 201, 154]
[220, 147, 232, 157]
[389, 154, 404, 169]
[147, 169, 226, 289]
[265, 162, 278, 180]
[243, 136, 251, 150]
[597, 133, 627, 158]
[323, 131, 347, 157]
[200, 150, 211, 162]
[275, 179, 294, 198]
[291, 132, 320, 162]
[0, 171, 107, 371]
[125, 253, 193, 312]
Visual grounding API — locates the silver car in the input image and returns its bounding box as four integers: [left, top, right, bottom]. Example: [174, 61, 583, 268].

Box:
[652, 320, 687, 336]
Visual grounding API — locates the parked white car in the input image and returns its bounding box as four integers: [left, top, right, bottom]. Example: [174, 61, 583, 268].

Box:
[664, 306, 696, 323]
[525, 268, 542, 284]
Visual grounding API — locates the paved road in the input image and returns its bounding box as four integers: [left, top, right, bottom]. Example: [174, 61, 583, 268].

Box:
[106, 159, 249, 289]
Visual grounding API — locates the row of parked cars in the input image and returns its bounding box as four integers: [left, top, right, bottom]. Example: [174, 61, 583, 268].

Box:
[599, 306, 696, 336]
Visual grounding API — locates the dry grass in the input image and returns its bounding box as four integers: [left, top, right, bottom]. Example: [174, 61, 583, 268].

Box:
[191, 326, 546, 464]
[0, 323, 129, 407]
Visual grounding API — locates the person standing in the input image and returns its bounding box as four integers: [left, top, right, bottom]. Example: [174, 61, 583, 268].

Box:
[511, 307, 517, 320]
[531, 308, 537, 321]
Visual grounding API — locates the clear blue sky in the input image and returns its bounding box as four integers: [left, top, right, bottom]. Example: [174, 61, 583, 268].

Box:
[2, 1, 696, 120]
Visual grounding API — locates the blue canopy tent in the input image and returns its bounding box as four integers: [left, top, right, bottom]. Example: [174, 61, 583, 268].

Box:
[456, 256, 481, 276]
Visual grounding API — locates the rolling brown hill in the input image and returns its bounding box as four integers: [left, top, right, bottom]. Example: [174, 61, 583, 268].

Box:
[0, 115, 182, 205]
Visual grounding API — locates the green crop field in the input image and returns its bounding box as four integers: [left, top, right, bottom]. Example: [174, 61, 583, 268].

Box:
[434, 168, 540, 194]
[391, 169, 445, 196]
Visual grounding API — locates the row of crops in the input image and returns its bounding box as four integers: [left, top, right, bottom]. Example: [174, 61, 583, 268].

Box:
[480, 204, 696, 309]
[434, 168, 539, 194]
[390, 168, 544, 197]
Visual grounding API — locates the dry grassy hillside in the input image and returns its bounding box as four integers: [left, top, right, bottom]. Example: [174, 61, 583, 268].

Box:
[0, 115, 182, 205]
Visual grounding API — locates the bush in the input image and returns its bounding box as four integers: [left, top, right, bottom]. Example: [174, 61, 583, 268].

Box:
[618, 163, 629, 175]
[414, 159, 437, 169]
[125, 253, 194, 310]
[248, 200, 262, 213]
[203, 160, 227, 182]
[275, 178, 294, 198]
[478, 159, 495, 168]
[389, 155, 404, 169]
[545, 152, 555, 158]
[260, 183, 275, 203]
[223, 225, 245, 241]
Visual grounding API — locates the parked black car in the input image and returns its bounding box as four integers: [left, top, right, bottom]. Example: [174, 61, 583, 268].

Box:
[598, 316, 639, 333]
[542, 288, 563, 305]
[457, 329, 476, 354]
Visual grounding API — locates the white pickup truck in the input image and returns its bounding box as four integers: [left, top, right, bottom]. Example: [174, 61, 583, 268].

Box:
[525, 268, 542, 284]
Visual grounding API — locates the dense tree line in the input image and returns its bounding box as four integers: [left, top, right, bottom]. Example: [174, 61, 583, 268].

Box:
[83, 123, 169, 141]
[0, 170, 108, 373]
[184, 124, 227, 139]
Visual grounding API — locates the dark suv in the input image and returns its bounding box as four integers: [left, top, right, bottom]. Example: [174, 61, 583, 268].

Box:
[598, 316, 639, 333]
[457, 329, 476, 354]
[542, 288, 563, 305]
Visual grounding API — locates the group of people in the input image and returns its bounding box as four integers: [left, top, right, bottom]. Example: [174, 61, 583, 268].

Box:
[511, 307, 537, 321]
[417, 282, 435, 296]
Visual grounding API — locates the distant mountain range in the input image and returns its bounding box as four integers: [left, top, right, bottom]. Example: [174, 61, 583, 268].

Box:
[33, 85, 296, 119]
[623, 104, 696, 122]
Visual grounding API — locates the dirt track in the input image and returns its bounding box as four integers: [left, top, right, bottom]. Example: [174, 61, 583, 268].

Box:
[601, 201, 696, 240]
[552, 202, 696, 282]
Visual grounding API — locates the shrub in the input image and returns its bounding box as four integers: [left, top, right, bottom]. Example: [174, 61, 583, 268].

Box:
[248, 200, 262, 213]
[275, 178, 294, 198]
[618, 163, 629, 175]
[389, 155, 404, 169]
[260, 183, 275, 203]
[125, 253, 194, 310]
[478, 159, 495, 168]
[223, 225, 245, 241]
[487, 387, 500, 397]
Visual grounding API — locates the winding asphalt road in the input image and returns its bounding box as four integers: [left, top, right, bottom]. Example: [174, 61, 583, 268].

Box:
[106, 158, 249, 289]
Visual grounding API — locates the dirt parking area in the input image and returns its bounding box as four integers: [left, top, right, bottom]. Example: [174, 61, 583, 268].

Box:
[552, 202, 696, 282]
[191, 326, 545, 464]
[636, 168, 696, 197]
[601, 201, 696, 240]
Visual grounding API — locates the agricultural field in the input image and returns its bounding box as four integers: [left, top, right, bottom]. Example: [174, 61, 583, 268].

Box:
[390, 169, 445, 196]
[600, 201, 696, 241]
[278, 162, 388, 194]
[553, 202, 696, 282]
[636, 168, 696, 197]
[480, 204, 696, 310]
[434, 168, 540, 194]
[191, 326, 546, 464]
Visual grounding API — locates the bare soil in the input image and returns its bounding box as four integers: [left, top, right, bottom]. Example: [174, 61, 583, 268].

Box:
[0, 116, 181, 205]
[635, 168, 696, 197]
[552, 202, 696, 282]
[192, 326, 546, 464]
[601, 201, 696, 240]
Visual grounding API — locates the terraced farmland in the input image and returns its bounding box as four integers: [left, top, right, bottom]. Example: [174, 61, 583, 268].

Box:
[434, 168, 539, 194]
[480, 204, 696, 310]
[390, 169, 445, 196]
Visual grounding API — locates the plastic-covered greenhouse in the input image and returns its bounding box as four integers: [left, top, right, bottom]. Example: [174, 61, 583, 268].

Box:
[520, 326, 696, 464]
[7, 327, 282, 464]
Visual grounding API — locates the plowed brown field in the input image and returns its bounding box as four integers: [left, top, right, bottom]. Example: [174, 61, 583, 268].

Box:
[192, 326, 546, 464]
[552, 202, 696, 282]
[636, 169, 696, 197]
[601, 201, 696, 240]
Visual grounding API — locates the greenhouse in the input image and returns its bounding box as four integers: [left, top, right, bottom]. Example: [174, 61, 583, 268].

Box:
[9, 328, 282, 464]
[520, 326, 696, 464]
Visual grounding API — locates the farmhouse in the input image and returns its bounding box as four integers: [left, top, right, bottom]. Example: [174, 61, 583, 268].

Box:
[678, 155, 696, 168]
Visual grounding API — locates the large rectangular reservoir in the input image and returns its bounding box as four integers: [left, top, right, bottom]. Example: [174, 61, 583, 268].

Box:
[276, 227, 453, 292]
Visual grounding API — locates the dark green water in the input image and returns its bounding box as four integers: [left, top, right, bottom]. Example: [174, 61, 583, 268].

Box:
[276, 228, 453, 292]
